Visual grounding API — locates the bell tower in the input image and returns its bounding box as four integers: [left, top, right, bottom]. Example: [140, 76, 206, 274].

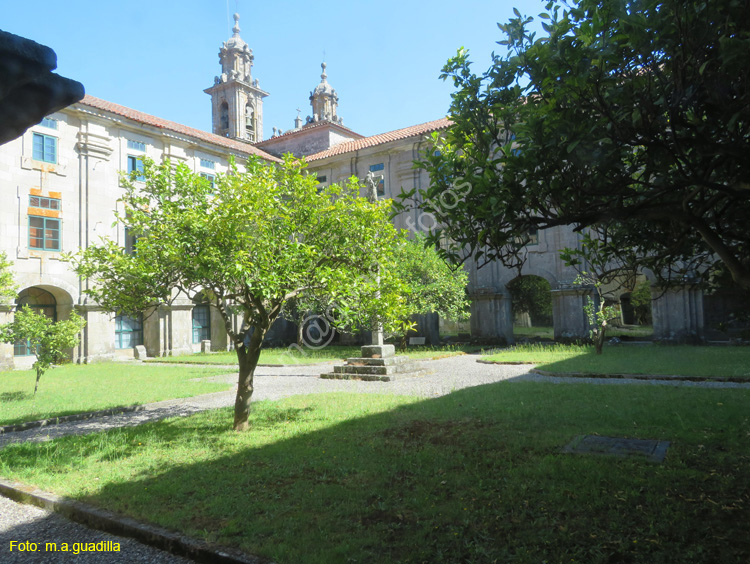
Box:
[307, 62, 343, 125]
[205, 13, 268, 142]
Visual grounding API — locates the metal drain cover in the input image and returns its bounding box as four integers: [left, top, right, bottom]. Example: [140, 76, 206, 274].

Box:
[562, 435, 670, 463]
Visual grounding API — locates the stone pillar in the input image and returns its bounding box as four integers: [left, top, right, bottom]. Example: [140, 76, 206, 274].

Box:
[651, 285, 704, 342]
[551, 286, 594, 340]
[169, 302, 195, 356]
[0, 304, 14, 370]
[76, 306, 116, 364]
[209, 305, 228, 351]
[410, 313, 440, 345]
[469, 291, 514, 344]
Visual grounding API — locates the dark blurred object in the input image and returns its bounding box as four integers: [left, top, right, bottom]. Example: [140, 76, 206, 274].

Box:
[0, 29, 84, 145]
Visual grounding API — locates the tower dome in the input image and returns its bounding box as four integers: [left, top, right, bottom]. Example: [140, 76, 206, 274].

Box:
[307, 62, 342, 125]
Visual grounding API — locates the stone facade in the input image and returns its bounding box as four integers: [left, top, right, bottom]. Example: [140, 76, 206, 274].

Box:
[0, 14, 708, 370]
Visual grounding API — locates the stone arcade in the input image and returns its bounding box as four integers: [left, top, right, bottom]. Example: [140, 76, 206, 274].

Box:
[0, 14, 706, 369]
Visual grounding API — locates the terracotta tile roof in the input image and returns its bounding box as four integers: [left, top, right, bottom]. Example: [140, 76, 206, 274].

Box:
[76, 95, 281, 162]
[304, 117, 453, 161]
[254, 119, 365, 146]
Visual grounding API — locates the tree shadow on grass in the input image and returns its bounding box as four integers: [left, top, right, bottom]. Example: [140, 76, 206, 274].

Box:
[0, 391, 31, 403]
[3, 382, 750, 564]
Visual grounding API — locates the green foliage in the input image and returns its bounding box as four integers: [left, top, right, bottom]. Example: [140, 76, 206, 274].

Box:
[630, 279, 653, 325]
[507, 276, 552, 325]
[410, 0, 750, 290]
[0, 251, 16, 302]
[395, 234, 470, 322]
[68, 155, 413, 428]
[0, 307, 86, 394]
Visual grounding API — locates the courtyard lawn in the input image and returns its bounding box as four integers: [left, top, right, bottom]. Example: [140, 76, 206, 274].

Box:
[0, 363, 233, 426]
[144, 345, 468, 365]
[512, 325, 653, 340]
[2, 383, 749, 563]
[483, 343, 750, 379]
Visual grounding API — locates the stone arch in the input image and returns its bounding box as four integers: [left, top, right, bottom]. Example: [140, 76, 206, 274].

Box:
[12, 285, 75, 361]
[505, 274, 554, 340]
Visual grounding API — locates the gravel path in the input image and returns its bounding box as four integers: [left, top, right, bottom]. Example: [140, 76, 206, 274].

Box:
[2, 354, 748, 563]
[0, 496, 191, 563]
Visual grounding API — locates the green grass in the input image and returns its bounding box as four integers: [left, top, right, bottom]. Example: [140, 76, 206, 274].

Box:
[0, 363, 233, 426]
[145, 345, 468, 365]
[483, 343, 750, 379]
[2, 383, 750, 563]
[513, 325, 653, 340]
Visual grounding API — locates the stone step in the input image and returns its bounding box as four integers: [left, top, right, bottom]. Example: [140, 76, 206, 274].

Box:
[343, 356, 412, 367]
[333, 361, 420, 376]
[320, 368, 430, 382]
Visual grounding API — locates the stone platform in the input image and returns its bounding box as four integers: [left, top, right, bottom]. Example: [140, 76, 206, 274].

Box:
[320, 344, 429, 382]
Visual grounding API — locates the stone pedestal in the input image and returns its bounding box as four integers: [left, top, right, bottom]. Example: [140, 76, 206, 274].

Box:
[320, 344, 428, 382]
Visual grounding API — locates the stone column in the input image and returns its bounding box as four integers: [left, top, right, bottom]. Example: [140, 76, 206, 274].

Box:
[651, 285, 704, 342]
[169, 301, 195, 357]
[0, 304, 14, 370]
[76, 306, 116, 364]
[551, 286, 595, 340]
[410, 312, 440, 345]
[469, 290, 514, 344]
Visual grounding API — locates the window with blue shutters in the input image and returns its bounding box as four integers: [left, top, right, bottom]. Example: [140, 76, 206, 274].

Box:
[32, 133, 57, 163]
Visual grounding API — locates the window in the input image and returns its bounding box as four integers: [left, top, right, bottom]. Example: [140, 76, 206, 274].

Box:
[124, 226, 138, 255]
[200, 172, 215, 190]
[40, 117, 58, 130]
[514, 228, 539, 247]
[29, 195, 61, 210]
[317, 175, 327, 183]
[29, 216, 60, 251]
[127, 155, 145, 181]
[220, 102, 229, 134]
[192, 305, 211, 343]
[369, 163, 386, 196]
[32, 133, 57, 163]
[115, 313, 143, 349]
[200, 158, 216, 170]
[127, 139, 146, 152]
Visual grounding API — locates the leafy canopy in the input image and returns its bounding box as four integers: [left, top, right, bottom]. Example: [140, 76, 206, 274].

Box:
[408, 0, 750, 289]
[69, 155, 413, 430]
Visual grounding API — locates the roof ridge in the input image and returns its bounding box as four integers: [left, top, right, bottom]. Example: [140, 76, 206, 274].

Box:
[77, 95, 281, 162]
[305, 117, 452, 161]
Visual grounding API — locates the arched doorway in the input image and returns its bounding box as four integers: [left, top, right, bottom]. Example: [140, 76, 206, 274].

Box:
[14, 287, 56, 356]
[507, 275, 553, 341]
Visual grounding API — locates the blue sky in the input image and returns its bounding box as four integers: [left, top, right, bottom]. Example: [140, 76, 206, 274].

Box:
[4, 0, 546, 139]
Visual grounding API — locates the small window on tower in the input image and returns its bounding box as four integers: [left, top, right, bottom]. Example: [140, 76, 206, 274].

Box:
[220, 102, 229, 135]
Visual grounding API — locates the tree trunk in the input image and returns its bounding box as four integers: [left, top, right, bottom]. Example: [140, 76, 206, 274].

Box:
[33, 366, 42, 395]
[233, 326, 266, 431]
[297, 316, 305, 348]
[595, 321, 607, 355]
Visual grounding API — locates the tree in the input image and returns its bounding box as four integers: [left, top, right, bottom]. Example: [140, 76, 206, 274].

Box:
[0, 251, 16, 302]
[0, 307, 86, 394]
[395, 234, 470, 326]
[409, 0, 750, 290]
[507, 276, 552, 326]
[69, 156, 412, 431]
